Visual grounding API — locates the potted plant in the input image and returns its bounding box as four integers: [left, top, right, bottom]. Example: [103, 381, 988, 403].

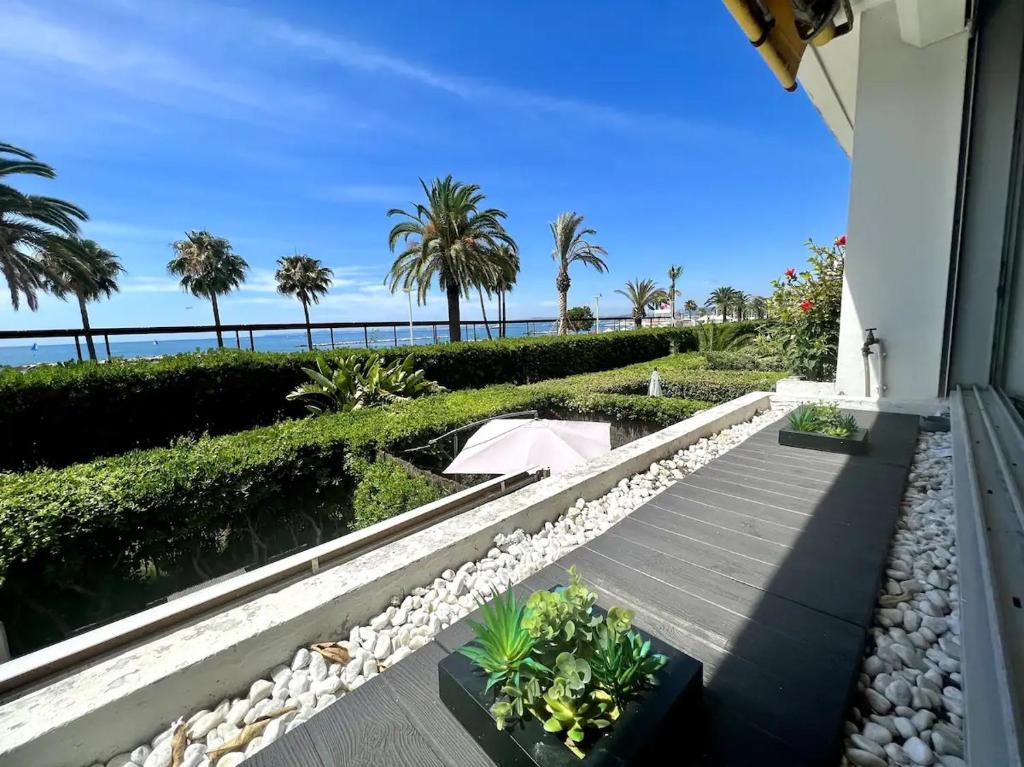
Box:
[438, 568, 702, 766]
[778, 403, 869, 455]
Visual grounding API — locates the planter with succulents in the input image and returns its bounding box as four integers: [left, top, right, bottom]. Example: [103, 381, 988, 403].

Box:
[778, 403, 869, 455]
[438, 568, 703, 766]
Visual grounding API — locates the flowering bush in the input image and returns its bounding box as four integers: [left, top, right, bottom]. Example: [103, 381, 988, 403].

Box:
[765, 236, 845, 381]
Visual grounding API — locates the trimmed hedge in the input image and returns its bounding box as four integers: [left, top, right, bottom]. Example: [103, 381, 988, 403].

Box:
[0, 327, 700, 470]
[351, 457, 448, 531]
[0, 356, 782, 584]
[0, 354, 782, 653]
[702, 350, 787, 372]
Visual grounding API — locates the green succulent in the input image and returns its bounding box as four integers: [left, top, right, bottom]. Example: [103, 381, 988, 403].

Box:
[787, 403, 858, 438]
[787, 404, 820, 433]
[589, 624, 668, 703]
[522, 566, 600, 652]
[460, 570, 666, 760]
[458, 589, 547, 693]
[541, 678, 620, 758]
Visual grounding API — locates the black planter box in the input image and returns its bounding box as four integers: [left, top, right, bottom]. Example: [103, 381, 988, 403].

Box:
[438, 607, 702, 767]
[778, 426, 870, 455]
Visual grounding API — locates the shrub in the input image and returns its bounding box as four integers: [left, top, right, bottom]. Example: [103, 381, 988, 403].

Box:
[765, 237, 845, 381]
[351, 457, 447, 530]
[0, 326, 698, 470]
[693, 321, 758, 351]
[702, 350, 787, 372]
[564, 306, 595, 333]
[288, 353, 443, 414]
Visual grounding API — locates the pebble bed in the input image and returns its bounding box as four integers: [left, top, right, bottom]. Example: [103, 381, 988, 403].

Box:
[843, 430, 963, 767]
[88, 406, 787, 767]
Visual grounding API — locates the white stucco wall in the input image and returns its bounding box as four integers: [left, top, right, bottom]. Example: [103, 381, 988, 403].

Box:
[835, 2, 969, 399]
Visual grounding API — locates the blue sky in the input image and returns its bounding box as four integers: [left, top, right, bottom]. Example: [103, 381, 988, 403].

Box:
[2, 0, 851, 331]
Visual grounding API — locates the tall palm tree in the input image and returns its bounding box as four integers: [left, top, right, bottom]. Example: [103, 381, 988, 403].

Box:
[616, 278, 667, 329]
[275, 253, 333, 351]
[666, 265, 683, 322]
[751, 295, 769, 320]
[550, 212, 608, 335]
[0, 142, 89, 310]
[475, 243, 519, 340]
[734, 292, 751, 321]
[706, 286, 739, 323]
[684, 299, 699, 319]
[387, 176, 514, 343]
[168, 231, 248, 348]
[492, 243, 520, 338]
[44, 239, 123, 361]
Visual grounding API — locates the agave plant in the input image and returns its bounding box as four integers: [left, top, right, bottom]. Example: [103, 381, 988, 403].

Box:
[286, 352, 442, 414]
[589, 621, 667, 703]
[458, 589, 547, 694]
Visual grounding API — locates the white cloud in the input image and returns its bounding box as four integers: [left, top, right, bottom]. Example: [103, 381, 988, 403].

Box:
[0, 3, 324, 123]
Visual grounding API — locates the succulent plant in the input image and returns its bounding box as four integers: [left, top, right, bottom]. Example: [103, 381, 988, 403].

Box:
[462, 570, 666, 759]
[458, 589, 547, 693]
[788, 403, 859, 438]
[541, 679, 620, 758]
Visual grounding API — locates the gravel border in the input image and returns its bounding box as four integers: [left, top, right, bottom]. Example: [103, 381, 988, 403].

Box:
[843, 430, 963, 767]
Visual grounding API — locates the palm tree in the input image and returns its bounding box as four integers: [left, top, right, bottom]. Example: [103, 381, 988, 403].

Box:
[666, 265, 683, 322]
[751, 295, 769, 320]
[387, 176, 514, 343]
[550, 212, 608, 335]
[0, 142, 89, 310]
[706, 286, 739, 323]
[168, 231, 248, 348]
[44, 239, 123, 361]
[616, 278, 667, 329]
[492, 243, 520, 338]
[275, 253, 333, 351]
[684, 299, 699, 319]
[734, 292, 751, 321]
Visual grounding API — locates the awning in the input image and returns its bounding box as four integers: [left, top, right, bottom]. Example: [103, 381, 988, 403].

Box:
[443, 418, 611, 476]
[721, 0, 853, 91]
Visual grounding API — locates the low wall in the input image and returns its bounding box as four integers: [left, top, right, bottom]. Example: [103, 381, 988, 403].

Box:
[0, 391, 770, 767]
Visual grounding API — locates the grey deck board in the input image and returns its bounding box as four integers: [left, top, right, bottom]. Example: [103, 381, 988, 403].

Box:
[260, 409, 918, 766]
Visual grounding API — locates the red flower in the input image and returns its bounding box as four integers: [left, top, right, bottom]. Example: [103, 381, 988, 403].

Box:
[784, 268, 797, 280]
[835, 234, 847, 247]
[800, 300, 814, 312]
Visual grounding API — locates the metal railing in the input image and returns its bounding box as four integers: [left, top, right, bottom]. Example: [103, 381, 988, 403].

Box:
[0, 315, 683, 362]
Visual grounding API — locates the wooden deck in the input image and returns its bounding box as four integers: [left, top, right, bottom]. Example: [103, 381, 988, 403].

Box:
[248, 409, 919, 766]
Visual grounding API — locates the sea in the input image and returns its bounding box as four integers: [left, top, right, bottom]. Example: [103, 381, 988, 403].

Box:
[0, 320, 632, 368]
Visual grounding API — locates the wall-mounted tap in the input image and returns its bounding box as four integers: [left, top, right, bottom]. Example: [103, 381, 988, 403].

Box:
[861, 328, 886, 396]
[862, 327, 879, 356]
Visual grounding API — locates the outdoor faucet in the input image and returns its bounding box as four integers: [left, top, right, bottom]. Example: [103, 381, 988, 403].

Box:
[862, 328, 879, 356]
[861, 328, 886, 396]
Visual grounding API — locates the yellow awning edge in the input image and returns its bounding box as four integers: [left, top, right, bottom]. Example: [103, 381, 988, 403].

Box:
[721, 0, 853, 91]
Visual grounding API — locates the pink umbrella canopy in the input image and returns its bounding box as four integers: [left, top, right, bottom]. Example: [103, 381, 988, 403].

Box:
[443, 418, 611, 476]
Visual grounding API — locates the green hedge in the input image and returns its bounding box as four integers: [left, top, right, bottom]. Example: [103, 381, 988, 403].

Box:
[351, 457, 448, 531]
[0, 355, 782, 654]
[0, 327, 699, 470]
[702, 350, 787, 372]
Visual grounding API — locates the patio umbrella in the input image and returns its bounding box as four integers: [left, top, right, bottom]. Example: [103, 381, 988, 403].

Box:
[648, 369, 663, 397]
[443, 418, 611, 476]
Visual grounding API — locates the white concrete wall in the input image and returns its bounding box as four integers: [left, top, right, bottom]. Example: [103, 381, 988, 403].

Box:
[835, 2, 969, 399]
